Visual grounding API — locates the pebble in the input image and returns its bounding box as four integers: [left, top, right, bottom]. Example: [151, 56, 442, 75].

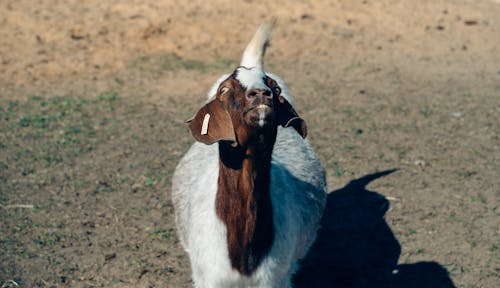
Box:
[414, 159, 426, 167]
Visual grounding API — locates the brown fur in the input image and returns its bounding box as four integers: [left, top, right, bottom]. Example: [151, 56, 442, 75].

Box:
[213, 75, 278, 275]
[216, 139, 275, 275]
[187, 98, 236, 145]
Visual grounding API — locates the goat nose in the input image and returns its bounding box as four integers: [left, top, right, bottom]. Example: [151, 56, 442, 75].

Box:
[246, 88, 272, 100]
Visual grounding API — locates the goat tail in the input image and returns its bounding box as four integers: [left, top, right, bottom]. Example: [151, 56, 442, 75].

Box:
[240, 18, 277, 69]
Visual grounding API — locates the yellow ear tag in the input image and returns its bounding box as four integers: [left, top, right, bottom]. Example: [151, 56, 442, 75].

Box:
[201, 113, 210, 135]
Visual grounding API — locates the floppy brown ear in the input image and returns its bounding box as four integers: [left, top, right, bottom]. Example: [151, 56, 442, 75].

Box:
[277, 96, 308, 138]
[187, 99, 236, 145]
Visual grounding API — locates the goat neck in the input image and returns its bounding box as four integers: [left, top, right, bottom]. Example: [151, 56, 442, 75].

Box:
[215, 130, 276, 276]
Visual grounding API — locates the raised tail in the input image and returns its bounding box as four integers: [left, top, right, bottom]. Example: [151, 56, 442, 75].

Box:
[240, 19, 276, 69]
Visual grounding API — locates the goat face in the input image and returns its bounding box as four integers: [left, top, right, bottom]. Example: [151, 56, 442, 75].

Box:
[228, 67, 284, 135]
[188, 66, 307, 147]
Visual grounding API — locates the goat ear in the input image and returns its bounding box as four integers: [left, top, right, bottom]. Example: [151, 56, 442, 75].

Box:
[277, 96, 308, 138]
[187, 99, 236, 145]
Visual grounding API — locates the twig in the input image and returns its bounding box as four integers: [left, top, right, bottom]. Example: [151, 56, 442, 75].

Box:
[1, 279, 19, 288]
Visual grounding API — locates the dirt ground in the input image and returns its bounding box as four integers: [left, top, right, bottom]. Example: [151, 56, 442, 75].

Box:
[0, 0, 499, 287]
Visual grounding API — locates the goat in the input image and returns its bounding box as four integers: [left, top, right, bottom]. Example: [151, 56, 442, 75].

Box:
[171, 21, 327, 288]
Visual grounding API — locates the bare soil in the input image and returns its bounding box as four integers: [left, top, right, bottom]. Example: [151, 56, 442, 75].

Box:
[0, 0, 499, 287]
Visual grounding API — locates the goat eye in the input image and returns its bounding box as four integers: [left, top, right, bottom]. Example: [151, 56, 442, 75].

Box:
[219, 87, 230, 94]
[274, 87, 281, 96]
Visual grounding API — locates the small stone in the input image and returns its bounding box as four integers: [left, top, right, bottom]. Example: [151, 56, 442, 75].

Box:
[105, 253, 116, 262]
[301, 14, 313, 20]
[464, 20, 478, 26]
[70, 27, 86, 40]
[414, 160, 426, 167]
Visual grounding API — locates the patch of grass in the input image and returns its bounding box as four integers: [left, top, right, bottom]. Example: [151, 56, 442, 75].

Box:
[92, 181, 114, 195]
[0, 237, 16, 245]
[150, 228, 173, 240]
[415, 248, 425, 254]
[212, 57, 238, 70]
[143, 176, 157, 186]
[110, 278, 127, 284]
[7, 100, 19, 112]
[404, 228, 417, 237]
[13, 222, 34, 233]
[447, 212, 460, 223]
[391, 105, 410, 115]
[132, 53, 237, 73]
[341, 108, 354, 117]
[330, 161, 345, 177]
[344, 61, 363, 71]
[0, 91, 129, 266]
[447, 263, 470, 276]
[98, 92, 118, 102]
[20, 167, 35, 176]
[17, 114, 49, 129]
[132, 175, 164, 192]
[19, 249, 37, 259]
[161, 54, 237, 72]
[420, 105, 432, 118]
[39, 143, 63, 166]
[0, 92, 192, 285]
[0, 94, 121, 168]
[489, 243, 498, 253]
[159, 54, 199, 71]
[28, 95, 44, 102]
[469, 193, 486, 204]
[470, 240, 478, 248]
[343, 144, 357, 151]
[455, 169, 477, 178]
[33, 232, 62, 247]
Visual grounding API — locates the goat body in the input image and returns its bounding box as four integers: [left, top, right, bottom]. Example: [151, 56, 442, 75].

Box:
[172, 22, 327, 288]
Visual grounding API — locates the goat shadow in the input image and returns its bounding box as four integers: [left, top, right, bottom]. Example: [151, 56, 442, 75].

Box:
[293, 169, 456, 288]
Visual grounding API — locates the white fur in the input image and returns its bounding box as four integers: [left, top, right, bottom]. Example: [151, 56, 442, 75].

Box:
[235, 67, 268, 90]
[258, 108, 266, 127]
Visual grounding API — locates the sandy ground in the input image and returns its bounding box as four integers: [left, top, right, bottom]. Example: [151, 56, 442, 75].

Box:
[0, 0, 499, 287]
